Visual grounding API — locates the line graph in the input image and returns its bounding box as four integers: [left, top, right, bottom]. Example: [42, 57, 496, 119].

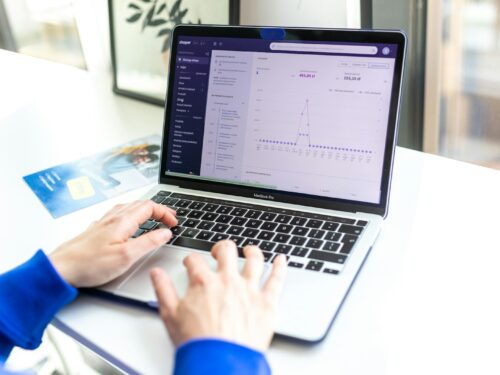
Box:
[255, 99, 373, 156]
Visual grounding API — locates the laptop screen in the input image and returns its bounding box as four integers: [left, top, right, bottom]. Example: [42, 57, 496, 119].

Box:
[164, 35, 398, 205]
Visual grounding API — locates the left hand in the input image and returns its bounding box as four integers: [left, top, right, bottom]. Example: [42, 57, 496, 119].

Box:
[49, 200, 177, 288]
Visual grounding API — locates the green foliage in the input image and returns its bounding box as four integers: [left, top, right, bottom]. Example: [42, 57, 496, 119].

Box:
[126, 0, 198, 52]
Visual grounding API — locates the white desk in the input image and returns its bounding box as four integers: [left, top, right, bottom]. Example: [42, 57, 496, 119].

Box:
[2, 50, 500, 375]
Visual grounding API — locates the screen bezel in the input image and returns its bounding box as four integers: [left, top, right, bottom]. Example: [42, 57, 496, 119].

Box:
[159, 25, 406, 218]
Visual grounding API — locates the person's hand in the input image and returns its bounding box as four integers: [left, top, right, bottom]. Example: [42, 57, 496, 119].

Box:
[49, 200, 177, 288]
[151, 240, 287, 352]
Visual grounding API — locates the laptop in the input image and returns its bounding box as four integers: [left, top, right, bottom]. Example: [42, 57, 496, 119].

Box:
[96, 25, 406, 343]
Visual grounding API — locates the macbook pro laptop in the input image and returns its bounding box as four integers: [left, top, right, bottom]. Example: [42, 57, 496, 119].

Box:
[96, 25, 406, 343]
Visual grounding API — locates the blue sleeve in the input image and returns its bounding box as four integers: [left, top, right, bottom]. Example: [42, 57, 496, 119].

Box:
[173, 338, 271, 375]
[0, 250, 77, 363]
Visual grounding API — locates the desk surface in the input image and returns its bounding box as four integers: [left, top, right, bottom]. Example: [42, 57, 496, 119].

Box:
[1, 50, 500, 375]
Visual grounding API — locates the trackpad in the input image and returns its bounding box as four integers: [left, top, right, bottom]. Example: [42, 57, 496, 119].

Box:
[116, 245, 271, 303]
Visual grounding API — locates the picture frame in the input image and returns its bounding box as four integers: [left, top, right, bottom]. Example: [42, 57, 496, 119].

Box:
[108, 0, 240, 106]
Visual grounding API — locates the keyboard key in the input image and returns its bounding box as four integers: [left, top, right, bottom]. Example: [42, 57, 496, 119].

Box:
[245, 219, 262, 228]
[258, 231, 274, 240]
[151, 195, 165, 204]
[140, 221, 158, 230]
[341, 234, 357, 245]
[171, 226, 184, 236]
[290, 217, 307, 226]
[203, 204, 219, 212]
[323, 268, 339, 275]
[201, 212, 218, 221]
[308, 229, 325, 239]
[305, 260, 324, 271]
[231, 208, 248, 216]
[325, 232, 341, 241]
[227, 226, 244, 235]
[176, 200, 191, 208]
[245, 210, 262, 219]
[323, 242, 341, 252]
[275, 215, 292, 224]
[162, 197, 178, 206]
[230, 236, 245, 246]
[231, 217, 247, 226]
[290, 236, 307, 246]
[340, 242, 354, 255]
[261, 222, 278, 231]
[308, 250, 346, 264]
[176, 208, 190, 217]
[216, 215, 232, 223]
[183, 228, 200, 238]
[322, 221, 339, 231]
[275, 244, 292, 254]
[262, 251, 273, 262]
[273, 233, 291, 243]
[157, 190, 171, 196]
[305, 239, 323, 249]
[243, 239, 260, 247]
[188, 210, 204, 219]
[260, 241, 276, 251]
[338, 224, 363, 235]
[212, 233, 229, 241]
[173, 237, 213, 252]
[183, 219, 200, 228]
[328, 216, 356, 224]
[196, 231, 214, 241]
[177, 217, 186, 226]
[288, 262, 304, 269]
[197, 221, 214, 230]
[276, 224, 293, 233]
[241, 228, 259, 238]
[356, 220, 368, 227]
[291, 247, 309, 257]
[292, 227, 309, 236]
[216, 206, 232, 214]
[271, 254, 289, 263]
[189, 201, 205, 210]
[260, 212, 277, 221]
[213, 223, 229, 233]
[306, 219, 323, 228]
[132, 228, 145, 238]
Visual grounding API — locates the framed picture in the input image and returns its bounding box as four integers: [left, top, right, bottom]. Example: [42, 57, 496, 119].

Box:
[108, 0, 240, 106]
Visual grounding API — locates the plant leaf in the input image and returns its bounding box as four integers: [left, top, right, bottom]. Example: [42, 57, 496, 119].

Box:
[142, 5, 155, 30]
[156, 3, 166, 14]
[157, 28, 171, 37]
[149, 18, 167, 26]
[126, 12, 142, 23]
[128, 3, 141, 10]
[161, 33, 172, 53]
[177, 8, 188, 21]
[197, 18, 202, 24]
[169, 0, 182, 18]
[140, 0, 152, 2]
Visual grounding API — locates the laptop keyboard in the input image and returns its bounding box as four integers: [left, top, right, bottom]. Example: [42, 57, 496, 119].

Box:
[136, 191, 368, 275]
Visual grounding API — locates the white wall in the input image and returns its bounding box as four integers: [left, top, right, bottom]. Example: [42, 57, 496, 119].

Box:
[239, 0, 360, 28]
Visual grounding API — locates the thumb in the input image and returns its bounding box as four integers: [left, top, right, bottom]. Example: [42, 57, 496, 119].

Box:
[126, 228, 172, 259]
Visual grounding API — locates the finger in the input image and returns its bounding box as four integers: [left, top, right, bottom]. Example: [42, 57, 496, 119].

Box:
[211, 240, 238, 276]
[182, 252, 213, 285]
[124, 228, 172, 261]
[262, 254, 287, 303]
[125, 200, 178, 230]
[151, 268, 179, 319]
[241, 246, 264, 286]
[100, 203, 127, 221]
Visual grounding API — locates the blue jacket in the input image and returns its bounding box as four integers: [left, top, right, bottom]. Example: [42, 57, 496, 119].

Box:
[0, 250, 271, 374]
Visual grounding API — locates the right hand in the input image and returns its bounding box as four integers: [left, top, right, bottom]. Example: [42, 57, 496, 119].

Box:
[150, 240, 287, 352]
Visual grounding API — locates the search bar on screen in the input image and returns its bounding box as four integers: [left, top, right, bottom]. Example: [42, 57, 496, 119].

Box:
[269, 42, 378, 55]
